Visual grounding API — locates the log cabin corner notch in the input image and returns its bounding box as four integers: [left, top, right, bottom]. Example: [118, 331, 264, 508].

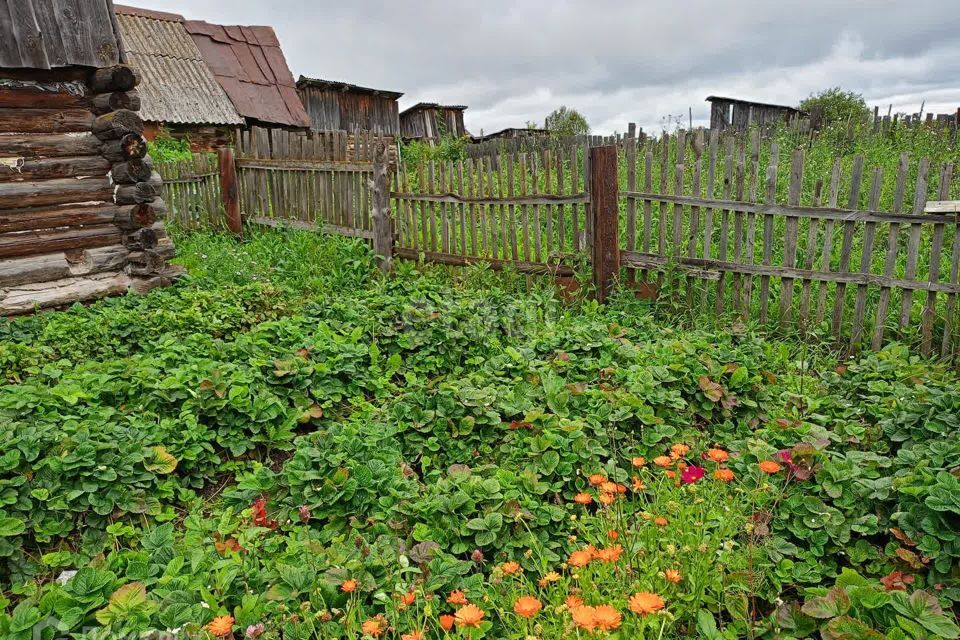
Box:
[0, 0, 183, 315]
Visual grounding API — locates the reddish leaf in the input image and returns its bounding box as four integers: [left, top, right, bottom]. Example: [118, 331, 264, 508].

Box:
[698, 376, 725, 402]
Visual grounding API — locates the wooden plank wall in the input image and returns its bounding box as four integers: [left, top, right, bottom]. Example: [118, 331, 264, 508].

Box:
[619, 127, 960, 359]
[155, 154, 221, 229]
[391, 147, 589, 275]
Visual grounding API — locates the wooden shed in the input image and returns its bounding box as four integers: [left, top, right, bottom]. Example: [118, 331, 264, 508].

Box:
[0, 0, 179, 315]
[400, 103, 468, 141]
[707, 96, 805, 131]
[296, 77, 402, 135]
[472, 127, 549, 142]
[114, 4, 244, 151]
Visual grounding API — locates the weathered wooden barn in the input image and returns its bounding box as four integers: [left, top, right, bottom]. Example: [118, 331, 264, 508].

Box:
[400, 103, 469, 140]
[114, 4, 244, 150]
[185, 18, 311, 130]
[0, 0, 179, 315]
[707, 96, 804, 131]
[296, 77, 402, 135]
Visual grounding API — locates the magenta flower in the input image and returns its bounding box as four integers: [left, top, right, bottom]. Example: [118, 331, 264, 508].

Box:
[680, 464, 705, 484]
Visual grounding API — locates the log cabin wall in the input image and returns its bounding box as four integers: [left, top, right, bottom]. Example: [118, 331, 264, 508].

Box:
[0, 65, 182, 315]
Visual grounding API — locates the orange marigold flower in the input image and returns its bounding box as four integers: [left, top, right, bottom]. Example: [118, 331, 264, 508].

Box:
[758, 460, 782, 474]
[654, 517, 669, 526]
[401, 631, 423, 640]
[593, 604, 622, 630]
[707, 448, 730, 463]
[514, 595, 543, 618]
[631, 456, 647, 468]
[632, 476, 647, 491]
[447, 590, 468, 605]
[588, 473, 607, 486]
[340, 579, 357, 593]
[361, 618, 384, 637]
[599, 481, 618, 494]
[565, 594, 584, 609]
[571, 605, 597, 631]
[454, 604, 485, 628]
[574, 492, 593, 505]
[664, 470, 676, 479]
[206, 615, 234, 637]
[714, 468, 735, 482]
[595, 545, 623, 563]
[670, 443, 690, 459]
[607, 530, 619, 541]
[501, 561, 521, 575]
[653, 455, 673, 468]
[676, 461, 688, 471]
[616, 483, 628, 494]
[597, 492, 615, 506]
[438, 614, 455, 631]
[401, 591, 416, 605]
[629, 592, 666, 615]
[664, 568, 682, 584]
[568, 549, 592, 567]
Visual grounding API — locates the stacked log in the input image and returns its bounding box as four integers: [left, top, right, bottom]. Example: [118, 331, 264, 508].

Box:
[0, 65, 181, 314]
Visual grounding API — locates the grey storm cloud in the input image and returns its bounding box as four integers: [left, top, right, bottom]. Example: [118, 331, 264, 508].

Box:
[129, 0, 960, 134]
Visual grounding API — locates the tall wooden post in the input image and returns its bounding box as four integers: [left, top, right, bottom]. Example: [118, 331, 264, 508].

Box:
[589, 145, 619, 302]
[371, 140, 393, 273]
[218, 146, 242, 235]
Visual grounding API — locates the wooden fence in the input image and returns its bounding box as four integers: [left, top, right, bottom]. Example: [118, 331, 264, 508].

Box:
[159, 122, 960, 360]
[617, 124, 959, 358]
[234, 127, 394, 237]
[155, 154, 221, 229]
[392, 145, 591, 275]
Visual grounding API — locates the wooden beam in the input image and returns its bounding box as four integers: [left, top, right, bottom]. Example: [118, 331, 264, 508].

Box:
[0, 224, 123, 259]
[590, 145, 619, 301]
[101, 134, 147, 162]
[621, 190, 960, 225]
[88, 65, 141, 93]
[0, 203, 124, 233]
[0, 108, 95, 134]
[620, 250, 960, 295]
[91, 109, 144, 141]
[1, 271, 135, 315]
[394, 247, 575, 276]
[218, 147, 241, 235]
[371, 141, 393, 272]
[0, 155, 110, 183]
[0, 177, 113, 209]
[0, 245, 129, 287]
[391, 191, 589, 207]
[0, 79, 89, 109]
[0, 132, 102, 158]
[246, 215, 374, 240]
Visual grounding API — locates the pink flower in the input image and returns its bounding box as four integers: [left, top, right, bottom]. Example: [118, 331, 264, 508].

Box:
[245, 624, 265, 640]
[680, 464, 705, 484]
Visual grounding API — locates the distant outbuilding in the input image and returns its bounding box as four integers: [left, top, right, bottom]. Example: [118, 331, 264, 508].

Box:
[296, 77, 403, 135]
[706, 96, 805, 131]
[400, 103, 468, 140]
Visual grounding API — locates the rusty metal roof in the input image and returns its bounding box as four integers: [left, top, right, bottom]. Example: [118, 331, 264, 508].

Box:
[0, 0, 122, 69]
[185, 20, 311, 129]
[114, 5, 243, 126]
[296, 76, 403, 100]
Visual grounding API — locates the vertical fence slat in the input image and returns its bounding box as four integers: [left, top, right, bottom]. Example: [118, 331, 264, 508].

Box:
[921, 163, 952, 354]
[831, 155, 864, 340]
[900, 157, 930, 328]
[779, 149, 804, 325]
[850, 168, 883, 350]
[872, 153, 909, 349]
[815, 159, 842, 324]
[758, 142, 779, 323]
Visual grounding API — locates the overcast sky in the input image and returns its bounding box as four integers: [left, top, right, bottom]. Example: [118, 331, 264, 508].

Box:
[129, 0, 960, 135]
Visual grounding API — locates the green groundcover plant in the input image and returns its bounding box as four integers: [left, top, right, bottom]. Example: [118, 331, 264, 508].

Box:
[0, 228, 958, 639]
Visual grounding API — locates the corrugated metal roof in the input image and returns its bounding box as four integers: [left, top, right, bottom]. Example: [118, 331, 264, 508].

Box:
[114, 7, 243, 126]
[0, 0, 122, 69]
[185, 20, 311, 129]
[296, 76, 403, 100]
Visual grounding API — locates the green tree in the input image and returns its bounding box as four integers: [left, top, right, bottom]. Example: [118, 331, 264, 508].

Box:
[543, 106, 590, 136]
[800, 87, 870, 127]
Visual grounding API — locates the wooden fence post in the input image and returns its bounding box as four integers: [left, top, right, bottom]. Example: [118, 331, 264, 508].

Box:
[371, 140, 393, 272]
[217, 146, 242, 235]
[589, 145, 619, 301]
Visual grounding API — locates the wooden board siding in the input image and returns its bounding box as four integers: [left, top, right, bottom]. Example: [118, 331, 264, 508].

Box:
[400, 104, 468, 140]
[298, 86, 400, 135]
